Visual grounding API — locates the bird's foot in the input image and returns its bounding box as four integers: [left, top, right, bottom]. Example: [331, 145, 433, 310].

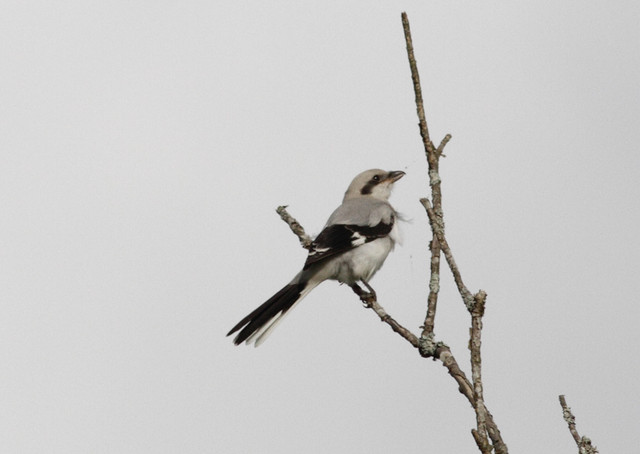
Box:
[351, 282, 377, 307]
[360, 293, 376, 307]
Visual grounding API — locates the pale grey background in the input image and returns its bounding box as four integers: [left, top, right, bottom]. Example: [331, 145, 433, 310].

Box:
[1, 1, 639, 453]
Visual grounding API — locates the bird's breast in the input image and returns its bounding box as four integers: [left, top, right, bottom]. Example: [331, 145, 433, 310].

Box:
[333, 236, 394, 285]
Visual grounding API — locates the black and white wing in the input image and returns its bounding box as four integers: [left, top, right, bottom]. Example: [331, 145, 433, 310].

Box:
[303, 216, 394, 270]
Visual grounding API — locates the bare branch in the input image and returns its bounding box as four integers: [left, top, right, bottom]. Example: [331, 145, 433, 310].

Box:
[401, 12, 434, 154]
[435, 345, 474, 400]
[402, 12, 507, 453]
[559, 395, 599, 454]
[423, 237, 441, 337]
[470, 291, 491, 453]
[560, 395, 581, 445]
[420, 198, 475, 309]
[436, 134, 452, 158]
[402, 11, 453, 342]
[276, 205, 313, 249]
[359, 296, 420, 348]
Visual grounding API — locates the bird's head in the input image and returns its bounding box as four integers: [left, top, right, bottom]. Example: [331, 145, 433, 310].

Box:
[343, 169, 406, 202]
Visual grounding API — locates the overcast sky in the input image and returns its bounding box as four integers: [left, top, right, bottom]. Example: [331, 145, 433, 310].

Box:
[2, 1, 639, 453]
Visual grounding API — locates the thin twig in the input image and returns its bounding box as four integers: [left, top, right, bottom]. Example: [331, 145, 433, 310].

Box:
[437, 134, 452, 158]
[402, 11, 452, 342]
[436, 345, 474, 400]
[423, 236, 441, 336]
[470, 291, 491, 454]
[559, 395, 599, 454]
[420, 198, 475, 308]
[419, 203, 507, 454]
[422, 198, 508, 453]
[361, 297, 420, 348]
[560, 395, 582, 445]
[276, 205, 313, 249]
[402, 12, 434, 154]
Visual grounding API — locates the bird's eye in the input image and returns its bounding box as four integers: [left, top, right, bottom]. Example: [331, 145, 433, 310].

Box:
[372, 175, 380, 182]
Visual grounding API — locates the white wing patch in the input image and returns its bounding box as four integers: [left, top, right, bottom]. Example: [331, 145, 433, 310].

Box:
[350, 232, 366, 247]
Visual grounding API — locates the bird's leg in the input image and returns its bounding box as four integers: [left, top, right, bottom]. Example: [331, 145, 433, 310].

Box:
[351, 283, 366, 298]
[351, 281, 376, 307]
[361, 280, 377, 301]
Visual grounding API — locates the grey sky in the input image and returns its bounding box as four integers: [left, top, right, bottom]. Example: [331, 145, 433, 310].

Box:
[1, 1, 639, 453]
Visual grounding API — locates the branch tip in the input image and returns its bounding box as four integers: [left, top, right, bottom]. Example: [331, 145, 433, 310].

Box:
[558, 395, 598, 453]
[437, 134, 452, 157]
[276, 205, 313, 249]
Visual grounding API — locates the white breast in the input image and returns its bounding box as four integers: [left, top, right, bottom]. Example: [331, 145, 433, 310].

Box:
[333, 235, 396, 285]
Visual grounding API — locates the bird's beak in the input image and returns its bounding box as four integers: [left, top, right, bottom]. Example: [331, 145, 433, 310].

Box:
[386, 170, 406, 183]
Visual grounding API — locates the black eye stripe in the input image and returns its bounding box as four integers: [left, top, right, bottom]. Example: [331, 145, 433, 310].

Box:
[360, 183, 373, 194]
[360, 175, 384, 194]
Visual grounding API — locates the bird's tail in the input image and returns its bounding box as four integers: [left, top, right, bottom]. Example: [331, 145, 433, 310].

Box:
[227, 277, 319, 347]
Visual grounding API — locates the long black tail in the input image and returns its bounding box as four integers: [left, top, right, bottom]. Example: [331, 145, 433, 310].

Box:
[227, 281, 306, 346]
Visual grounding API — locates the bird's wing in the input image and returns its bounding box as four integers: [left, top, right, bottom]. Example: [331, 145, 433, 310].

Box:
[303, 217, 394, 270]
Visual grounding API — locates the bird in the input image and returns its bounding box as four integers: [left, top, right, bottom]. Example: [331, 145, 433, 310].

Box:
[227, 169, 405, 346]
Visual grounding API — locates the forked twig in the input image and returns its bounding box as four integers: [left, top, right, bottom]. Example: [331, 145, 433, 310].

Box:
[402, 12, 448, 340]
[402, 12, 506, 453]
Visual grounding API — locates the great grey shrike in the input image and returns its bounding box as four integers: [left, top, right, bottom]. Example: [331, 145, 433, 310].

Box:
[227, 169, 405, 346]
